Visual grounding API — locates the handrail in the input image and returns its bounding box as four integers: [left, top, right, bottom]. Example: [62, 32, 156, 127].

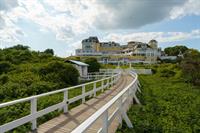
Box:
[0, 70, 121, 133]
[71, 70, 140, 133]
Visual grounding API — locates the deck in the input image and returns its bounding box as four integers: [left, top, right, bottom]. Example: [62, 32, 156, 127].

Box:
[35, 73, 133, 133]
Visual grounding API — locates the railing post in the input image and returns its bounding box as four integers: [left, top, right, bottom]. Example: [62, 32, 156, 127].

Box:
[107, 78, 109, 88]
[128, 87, 133, 109]
[110, 77, 113, 87]
[118, 96, 122, 126]
[112, 76, 115, 86]
[82, 85, 85, 103]
[63, 90, 68, 113]
[102, 110, 108, 133]
[93, 82, 96, 97]
[101, 80, 104, 92]
[31, 98, 37, 131]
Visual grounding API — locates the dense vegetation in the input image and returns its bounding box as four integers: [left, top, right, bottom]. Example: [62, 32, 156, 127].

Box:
[66, 56, 101, 72]
[0, 45, 81, 132]
[164, 45, 188, 56]
[117, 64, 200, 133]
[181, 49, 200, 85]
[0, 45, 79, 102]
[84, 57, 101, 72]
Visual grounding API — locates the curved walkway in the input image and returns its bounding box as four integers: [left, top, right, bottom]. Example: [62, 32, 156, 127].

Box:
[36, 72, 133, 133]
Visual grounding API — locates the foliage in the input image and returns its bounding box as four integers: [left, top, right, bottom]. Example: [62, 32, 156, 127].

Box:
[164, 45, 188, 56]
[181, 49, 200, 85]
[159, 68, 176, 77]
[66, 56, 81, 61]
[84, 57, 100, 72]
[44, 49, 54, 55]
[39, 61, 79, 86]
[0, 45, 80, 132]
[0, 61, 13, 74]
[117, 64, 200, 133]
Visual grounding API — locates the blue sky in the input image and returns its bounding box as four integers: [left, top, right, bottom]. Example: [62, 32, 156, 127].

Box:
[0, 0, 200, 57]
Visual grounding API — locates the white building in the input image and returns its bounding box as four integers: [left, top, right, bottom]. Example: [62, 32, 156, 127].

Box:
[122, 40, 161, 57]
[66, 60, 89, 77]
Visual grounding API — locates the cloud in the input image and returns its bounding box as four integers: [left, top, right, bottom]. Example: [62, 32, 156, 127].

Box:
[94, 0, 187, 29]
[0, 0, 18, 11]
[0, 16, 5, 29]
[0, 0, 200, 44]
[170, 0, 200, 19]
[104, 29, 200, 44]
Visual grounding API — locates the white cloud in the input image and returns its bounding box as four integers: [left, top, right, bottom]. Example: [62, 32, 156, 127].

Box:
[170, 0, 200, 19]
[94, 0, 187, 29]
[0, 0, 200, 44]
[104, 29, 200, 44]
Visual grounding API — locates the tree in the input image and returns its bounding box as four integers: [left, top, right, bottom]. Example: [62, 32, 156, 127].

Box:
[84, 58, 100, 72]
[39, 61, 79, 86]
[181, 49, 200, 85]
[44, 49, 54, 55]
[9, 45, 29, 50]
[164, 45, 188, 56]
[0, 61, 13, 74]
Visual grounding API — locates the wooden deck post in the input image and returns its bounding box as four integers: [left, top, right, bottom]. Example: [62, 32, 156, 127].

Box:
[63, 90, 68, 113]
[31, 98, 37, 130]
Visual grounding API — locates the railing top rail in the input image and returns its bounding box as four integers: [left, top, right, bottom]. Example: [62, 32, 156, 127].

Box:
[0, 72, 121, 109]
[71, 71, 138, 133]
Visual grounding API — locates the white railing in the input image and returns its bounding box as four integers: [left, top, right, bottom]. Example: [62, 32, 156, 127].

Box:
[72, 70, 141, 133]
[80, 70, 118, 81]
[132, 69, 152, 74]
[0, 71, 121, 133]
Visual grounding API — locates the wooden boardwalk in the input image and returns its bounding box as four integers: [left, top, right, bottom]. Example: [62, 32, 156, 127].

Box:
[35, 73, 133, 133]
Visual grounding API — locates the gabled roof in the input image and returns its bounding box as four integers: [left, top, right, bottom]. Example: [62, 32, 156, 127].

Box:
[66, 60, 89, 66]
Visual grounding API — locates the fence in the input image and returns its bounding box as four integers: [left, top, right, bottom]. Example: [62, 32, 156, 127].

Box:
[71, 70, 141, 133]
[0, 71, 121, 133]
[131, 69, 152, 74]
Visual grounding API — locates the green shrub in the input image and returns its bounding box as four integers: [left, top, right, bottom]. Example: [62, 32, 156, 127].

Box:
[84, 58, 100, 72]
[181, 49, 200, 85]
[39, 61, 79, 86]
[160, 69, 176, 77]
[0, 61, 13, 74]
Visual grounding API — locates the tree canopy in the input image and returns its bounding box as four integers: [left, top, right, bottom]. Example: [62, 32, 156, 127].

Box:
[164, 45, 188, 56]
[181, 49, 200, 85]
[44, 49, 54, 55]
[84, 57, 100, 72]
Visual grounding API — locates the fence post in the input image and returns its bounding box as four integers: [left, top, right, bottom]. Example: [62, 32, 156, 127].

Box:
[112, 76, 115, 86]
[107, 78, 109, 89]
[102, 110, 108, 133]
[82, 85, 85, 103]
[94, 82, 96, 97]
[63, 90, 68, 113]
[118, 96, 123, 126]
[31, 98, 37, 130]
[101, 80, 104, 92]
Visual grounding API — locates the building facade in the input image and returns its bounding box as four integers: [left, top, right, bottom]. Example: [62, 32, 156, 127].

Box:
[75, 36, 162, 64]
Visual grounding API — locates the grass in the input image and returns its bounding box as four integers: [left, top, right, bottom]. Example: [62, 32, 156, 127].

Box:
[117, 70, 200, 133]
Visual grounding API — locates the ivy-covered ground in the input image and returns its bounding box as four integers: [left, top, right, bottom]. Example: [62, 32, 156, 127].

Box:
[117, 65, 200, 133]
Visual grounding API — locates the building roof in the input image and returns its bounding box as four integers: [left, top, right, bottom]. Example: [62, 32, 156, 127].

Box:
[66, 60, 89, 66]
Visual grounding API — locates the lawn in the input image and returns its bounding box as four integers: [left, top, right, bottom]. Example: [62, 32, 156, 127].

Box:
[117, 67, 200, 133]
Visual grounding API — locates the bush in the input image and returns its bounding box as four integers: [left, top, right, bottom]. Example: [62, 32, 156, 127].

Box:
[39, 61, 79, 87]
[0, 61, 13, 74]
[160, 69, 176, 77]
[181, 49, 200, 85]
[84, 58, 100, 72]
[151, 68, 157, 74]
[44, 49, 54, 55]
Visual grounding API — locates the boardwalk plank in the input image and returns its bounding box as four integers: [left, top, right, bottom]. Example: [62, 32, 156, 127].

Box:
[35, 73, 133, 133]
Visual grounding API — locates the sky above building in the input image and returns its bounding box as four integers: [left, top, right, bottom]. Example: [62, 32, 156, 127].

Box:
[0, 0, 200, 57]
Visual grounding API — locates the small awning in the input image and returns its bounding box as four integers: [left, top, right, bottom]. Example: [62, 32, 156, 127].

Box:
[66, 60, 89, 66]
